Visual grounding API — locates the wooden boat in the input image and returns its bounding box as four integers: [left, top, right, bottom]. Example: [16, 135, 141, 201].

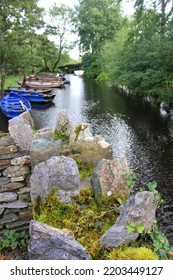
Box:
[7, 90, 56, 103]
[16, 79, 64, 89]
[74, 70, 84, 76]
[0, 92, 31, 119]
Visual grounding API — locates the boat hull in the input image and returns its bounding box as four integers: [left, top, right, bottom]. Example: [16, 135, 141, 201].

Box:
[8, 91, 55, 103]
[5, 87, 53, 94]
[0, 92, 31, 119]
[17, 80, 64, 89]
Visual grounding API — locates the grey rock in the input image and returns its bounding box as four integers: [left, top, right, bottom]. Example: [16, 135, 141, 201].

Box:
[100, 191, 157, 248]
[19, 208, 33, 220]
[0, 177, 11, 187]
[70, 123, 92, 145]
[0, 135, 15, 146]
[30, 156, 80, 203]
[33, 127, 54, 141]
[0, 145, 18, 155]
[30, 139, 63, 168]
[0, 151, 28, 160]
[0, 159, 11, 166]
[0, 192, 18, 203]
[3, 166, 30, 178]
[90, 158, 130, 199]
[0, 208, 4, 216]
[55, 111, 72, 136]
[11, 176, 26, 182]
[73, 135, 113, 165]
[19, 193, 31, 202]
[6, 220, 30, 229]
[17, 187, 30, 195]
[28, 220, 90, 260]
[0, 182, 25, 193]
[0, 213, 19, 224]
[8, 112, 34, 151]
[4, 208, 21, 214]
[19, 110, 35, 128]
[0, 200, 28, 209]
[11, 155, 31, 166]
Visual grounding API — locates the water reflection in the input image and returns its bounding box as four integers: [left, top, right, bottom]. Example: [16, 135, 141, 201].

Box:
[1, 74, 173, 244]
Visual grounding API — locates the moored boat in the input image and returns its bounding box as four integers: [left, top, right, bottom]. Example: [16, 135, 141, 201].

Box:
[16, 80, 64, 89]
[0, 92, 31, 119]
[5, 87, 53, 94]
[6, 90, 56, 103]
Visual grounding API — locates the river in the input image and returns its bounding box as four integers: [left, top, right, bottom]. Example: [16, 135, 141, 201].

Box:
[1, 74, 173, 244]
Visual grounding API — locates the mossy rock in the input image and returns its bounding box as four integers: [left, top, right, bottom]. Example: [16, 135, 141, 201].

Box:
[33, 188, 160, 260]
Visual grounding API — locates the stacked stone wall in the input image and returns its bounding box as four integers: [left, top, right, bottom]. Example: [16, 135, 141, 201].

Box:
[0, 135, 32, 234]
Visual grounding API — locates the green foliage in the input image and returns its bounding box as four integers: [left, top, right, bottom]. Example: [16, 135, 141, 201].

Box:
[146, 221, 173, 260]
[54, 131, 69, 144]
[74, 0, 123, 54]
[96, 72, 109, 82]
[123, 170, 137, 189]
[146, 181, 164, 204]
[127, 221, 145, 234]
[0, 230, 28, 252]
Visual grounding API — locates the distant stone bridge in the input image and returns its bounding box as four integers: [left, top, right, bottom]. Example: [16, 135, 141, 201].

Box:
[59, 63, 82, 74]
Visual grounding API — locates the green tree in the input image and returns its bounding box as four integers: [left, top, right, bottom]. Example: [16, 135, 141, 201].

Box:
[47, 3, 74, 72]
[0, 0, 44, 93]
[74, 0, 123, 77]
[75, 0, 122, 54]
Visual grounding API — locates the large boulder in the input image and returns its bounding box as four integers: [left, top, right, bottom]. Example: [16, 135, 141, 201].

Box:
[55, 111, 72, 136]
[90, 158, 130, 199]
[100, 191, 157, 248]
[69, 123, 92, 145]
[30, 156, 80, 203]
[8, 111, 34, 151]
[30, 139, 63, 168]
[72, 135, 113, 165]
[28, 220, 90, 260]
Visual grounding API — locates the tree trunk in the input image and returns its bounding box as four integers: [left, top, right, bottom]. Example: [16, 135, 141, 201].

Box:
[0, 60, 6, 96]
[160, 0, 166, 50]
[52, 49, 62, 72]
[52, 37, 62, 72]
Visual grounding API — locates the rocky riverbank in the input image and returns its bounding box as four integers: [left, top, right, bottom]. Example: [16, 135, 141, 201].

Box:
[0, 110, 172, 259]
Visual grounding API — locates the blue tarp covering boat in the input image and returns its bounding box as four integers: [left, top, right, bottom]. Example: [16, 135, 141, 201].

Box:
[0, 92, 31, 119]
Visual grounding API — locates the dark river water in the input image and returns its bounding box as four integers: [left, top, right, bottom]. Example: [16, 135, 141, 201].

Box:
[1, 74, 173, 244]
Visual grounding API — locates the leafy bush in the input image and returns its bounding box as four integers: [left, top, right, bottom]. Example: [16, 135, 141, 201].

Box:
[0, 230, 28, 252]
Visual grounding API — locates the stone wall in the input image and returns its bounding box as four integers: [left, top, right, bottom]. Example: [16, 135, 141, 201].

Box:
[0, 134, 32, 234]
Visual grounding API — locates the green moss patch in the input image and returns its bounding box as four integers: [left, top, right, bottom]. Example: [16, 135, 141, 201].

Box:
[33, 188, 121, 259]
[54, 131, 69, 144]
[75, 158, 94, 179]
[33, 188, 159, 260]
[106, 246, 158, 260]
[0, 131, 8, 138]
